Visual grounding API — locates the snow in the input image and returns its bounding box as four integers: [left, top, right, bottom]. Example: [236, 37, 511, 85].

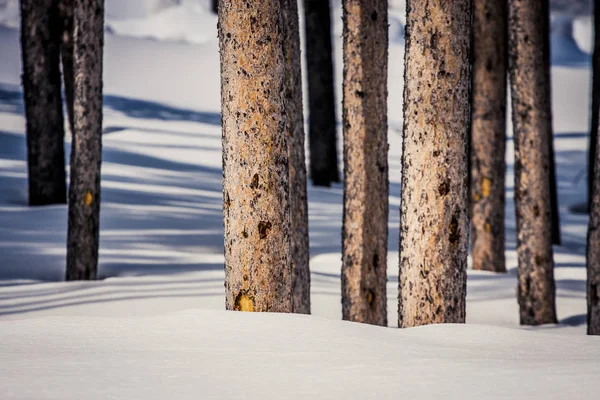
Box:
[0, 1, 599, 399]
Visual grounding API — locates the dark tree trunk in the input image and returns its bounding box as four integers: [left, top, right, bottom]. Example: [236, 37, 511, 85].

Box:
[20, 0, 67, 206]
[399, 0, 472, 328]
[590, 0, 600, 212]
[58, 0, 75, 135]
[341, 0, 388, 326]
[66, 0, 105, 281]
[470, 0, 508, 273]
[211, 0, 218, 14]
[587, 2, 600, 336]
[219, 0, 293, 312]
[508, 0, 557, 325]
[283, 0, 311, 314]
[304, 0, 340, 187]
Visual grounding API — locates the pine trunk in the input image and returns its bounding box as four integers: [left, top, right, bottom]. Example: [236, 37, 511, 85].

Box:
[58, 0, 75, 135]
[219, 0, 293, 313]
[304, 0, 340, 187]
[508, 0, 557, 325]
[341, 0, 388, 326]
[65, 0, 105, 281]
[399, 0, 471, 328]
[20, 0, 67, 206]
[590, 0, 600, 211]
[587, 2, 600, 336]
[283, 0, 311, 314]
[470, 0, 507, 273]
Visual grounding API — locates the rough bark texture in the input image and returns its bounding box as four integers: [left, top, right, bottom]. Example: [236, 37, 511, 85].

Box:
[283, 0, 310, 314]
[219, 0, 293, 313]
[508, 0, 557, 325]
[399, 0, 471, 328]
[470, 0, 507, 273]
[304, 0, 340, 186]
[341, 0, 388, 326]
[587, 112, 600, 335]
[66, 0, 104, 281]
[20, 0, 67, 206]
[58, 0, 75, 135]
[590, 0, 600, 211]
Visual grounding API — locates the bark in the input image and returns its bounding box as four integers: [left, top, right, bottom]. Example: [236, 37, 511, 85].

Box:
[304, 0, 340, 186]
[283, 0, 310, 314]
[587, 2, 600, 336]
[66, 0, 104, 281]
[219, 0, 293, 313]
[470, 0, 507, 273]
[590, 0, 600, 211]
[399, 0, 471, 328]
[58, 0, 75, 136]
[20, 0, 67, 206]
[341, 0, 388, 326]
[508, 0, 557, 325]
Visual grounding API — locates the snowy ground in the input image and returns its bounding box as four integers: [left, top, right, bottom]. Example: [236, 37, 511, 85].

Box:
[0, 1, 599, 399]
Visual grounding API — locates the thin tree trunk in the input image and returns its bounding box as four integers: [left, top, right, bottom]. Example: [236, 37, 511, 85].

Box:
[66, 0, 105, 281]
[399, 0, 472, 328]
[542, 0, 560, 245]
[283, 0, 310, 314]
[470, 0, 507, 273]
[219, 0, 293, 313]
[304, 0, 340, 187]
[341, 0, 388, 326]
[590, 0, 600, 212]
[508, 0, 557, 325]
[58, 0, 75, 136]
[587, 2, 600, 336]
[20, 0, 67, 206]
[211, 0, 218, 14]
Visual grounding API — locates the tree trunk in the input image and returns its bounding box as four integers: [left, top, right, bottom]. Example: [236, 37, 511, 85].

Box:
[590, 0, 600, 212]
[399, 0, 471, 328]
[587, 3, 600, 336]
[211, 0, 218, 15]
[219, 0, 293, 313]
[304, 0, 340, 187]
[20, 0, 67, 206]
[508, 0, 557, 325]
[58, 0, 75, 136]
[341, 0, 388, 326]
[65, 0, 105, 281]
[283, 0, 310, 314]
[470, 0, 507, 273]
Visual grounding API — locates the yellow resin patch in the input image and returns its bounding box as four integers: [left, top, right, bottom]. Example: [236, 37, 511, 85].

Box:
[84, 191, 93, 206]
[481, 177, 492, 198]
[238, 294, 254, 312]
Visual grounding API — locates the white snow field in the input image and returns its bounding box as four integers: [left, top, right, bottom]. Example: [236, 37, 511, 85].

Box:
[0, 0, 599, 399]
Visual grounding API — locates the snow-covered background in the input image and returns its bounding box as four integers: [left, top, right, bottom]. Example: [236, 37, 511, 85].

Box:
[0, 0, 598, 398]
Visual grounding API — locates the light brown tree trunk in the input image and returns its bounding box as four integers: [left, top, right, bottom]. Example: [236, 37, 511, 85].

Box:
[20, 0, 67, 206]
[58, 0, 75, 136]
[219, 0, 293, 313]
[304, 0, 340, 187]
[587, 1, 600, 336]
[65, 0, 104, 281]
[341, 0, 388, 326]
[399, 0, 472, 328]
[470, 0, 507, 273]
[508, 0, 557, 325]
[283, 0, 310, 314]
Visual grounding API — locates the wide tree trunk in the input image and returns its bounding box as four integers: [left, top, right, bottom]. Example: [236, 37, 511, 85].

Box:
[219, 0, 293, 313]
[341, 0, 388, 326]
[304, 0, 340, 187]
[470, 0, 508, 273]
[283, 0, 311, 314]
[587, 2, 600, 337]
[590, 0, 600, 212]
[399, 0, 471, 328]
[66, 0, 105, 281]
[58, 0, 75, 135]
[20, 0, 67, 206]
[508, 0, 557, 325]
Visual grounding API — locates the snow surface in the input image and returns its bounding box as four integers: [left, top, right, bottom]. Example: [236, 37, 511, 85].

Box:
[0, 1, 599, 399]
